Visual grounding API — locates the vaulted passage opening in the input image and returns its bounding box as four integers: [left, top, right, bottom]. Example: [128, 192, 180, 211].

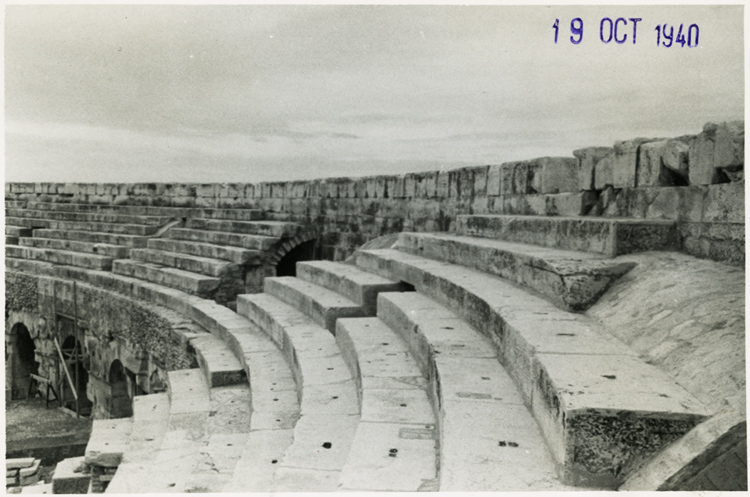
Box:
[8, 323, 38, 400]
[108, 360, 133, 419]
[276, 239, 317, 277]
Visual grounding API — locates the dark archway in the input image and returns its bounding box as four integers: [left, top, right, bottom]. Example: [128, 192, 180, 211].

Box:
[8, 323, 38, 400]
[108, 360, 133, 418]
[276, 239, 317, 277]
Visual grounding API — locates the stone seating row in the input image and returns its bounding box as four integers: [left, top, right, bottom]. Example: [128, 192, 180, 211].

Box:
[7, 200, 266, 221]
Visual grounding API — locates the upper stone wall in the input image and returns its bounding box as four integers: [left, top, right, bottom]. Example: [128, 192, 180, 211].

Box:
[5, 121, 744, 265]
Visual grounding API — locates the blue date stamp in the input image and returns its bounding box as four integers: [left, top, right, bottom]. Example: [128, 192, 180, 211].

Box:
[553, 18, 700, 47]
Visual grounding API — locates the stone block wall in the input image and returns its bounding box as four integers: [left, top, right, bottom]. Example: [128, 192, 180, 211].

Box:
[5, 121, 744, 265]
[5, 272, 196, 418]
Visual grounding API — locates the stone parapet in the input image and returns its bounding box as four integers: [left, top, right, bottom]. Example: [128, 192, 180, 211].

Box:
[5, 121, 743, 266]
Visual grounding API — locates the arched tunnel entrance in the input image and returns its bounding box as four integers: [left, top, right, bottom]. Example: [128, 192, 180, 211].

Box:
[108, 360, 133, 418]
[276, 239, 317, 277]
[8, 323, 39, 400]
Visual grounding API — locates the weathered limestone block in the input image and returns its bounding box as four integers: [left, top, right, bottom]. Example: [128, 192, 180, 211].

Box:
[535, 157, 578, 193]
[704, 182, 745, 223]
[638, 139, 690, 187]
[416, 171, 439, 198]
[594, 153, 616, 190]
[404, 173, 418, 198]
[610, 138, 660, 188]
[468, 165, 488, 196]
[486, 164, 502, 196]
[573, 146, 613, 191]
[646, 186, 706, 222]
[689, 121, 744, 185]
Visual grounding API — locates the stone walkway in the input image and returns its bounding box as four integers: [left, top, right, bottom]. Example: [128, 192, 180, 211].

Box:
[588, 251, 746, 415]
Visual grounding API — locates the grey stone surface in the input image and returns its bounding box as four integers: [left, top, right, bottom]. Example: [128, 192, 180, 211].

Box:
[356, 247, 710, 487]
[573, 146, 613, 190]
[689, 121, 744, 185]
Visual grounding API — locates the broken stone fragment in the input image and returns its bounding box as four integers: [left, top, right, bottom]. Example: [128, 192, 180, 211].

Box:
[573, 146, 613, 191]
[689, 121, 744, 185]
[638, 139, 690, 187]
[612, 137, 661, 188]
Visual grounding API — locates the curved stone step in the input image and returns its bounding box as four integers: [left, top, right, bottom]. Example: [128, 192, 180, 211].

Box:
[190, 333, 246, 388]
[6, 245, 114, 270]
[31, 229, 149, 248]
[296, 260, 403, 315]
[6, 216, 159, 236]
[354, 248, 710, 488]
[7, 208, 174, 226]
[139, 369, 211, 492]
[236, 293, 360, 491]
[396, 232, 635, 312]
[148, 238, 261, 265]
[105, 393, 171, 493]
[374, 293, 569, 491]
[187, 218, 300, 238]
[23, 202, 265, 221]
[20, 237, 130, 258]
[263, 277, 366, 334]
[5, 226, 33, 237]
[113, 259, 220, 297]
[456, 214, 680, 257]
[130, 248, 236, 278]
[169, 227, 278, 251]
[335, 317, 438, 491]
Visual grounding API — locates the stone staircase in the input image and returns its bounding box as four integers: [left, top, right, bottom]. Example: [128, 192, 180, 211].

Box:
[4, 200, 304, 305]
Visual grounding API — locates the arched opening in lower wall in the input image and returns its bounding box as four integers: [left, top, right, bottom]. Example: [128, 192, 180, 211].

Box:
[276, 239, 317, 277]
[8, 323, 38, 400]
[108, 360, 134, 418]
[60, 335, 93, 417]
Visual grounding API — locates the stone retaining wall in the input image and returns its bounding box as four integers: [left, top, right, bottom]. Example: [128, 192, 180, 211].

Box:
[5, 272, 196, 418]
[5, 121, 744, 265]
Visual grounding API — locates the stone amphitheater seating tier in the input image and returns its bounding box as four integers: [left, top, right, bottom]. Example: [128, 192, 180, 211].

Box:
[237, 292, 362, 491]
[113, 259, 221, 297]
[295, 260, 404, 315]
[147, 238, 262, 265]
[5, 216, 160, 236]
[395, 231, 636, 312]
[168, 227, 279, 250]
[19, 237, 131, 258]
[186, 218, 299, 238]
[6, 245, 115, 270]
[263, 276, 367, 333]
[129, 248, 237, 277]
[360, 292, 570, 490]
[456, 214, 681, 257]
[6, 208, 175, 226]
[10, 201, 265, 222]
[353, 246, 710, 487]
[29, 228, 149, 247]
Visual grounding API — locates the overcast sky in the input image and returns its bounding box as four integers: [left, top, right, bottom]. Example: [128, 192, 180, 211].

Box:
[4, 4, 744, 183]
